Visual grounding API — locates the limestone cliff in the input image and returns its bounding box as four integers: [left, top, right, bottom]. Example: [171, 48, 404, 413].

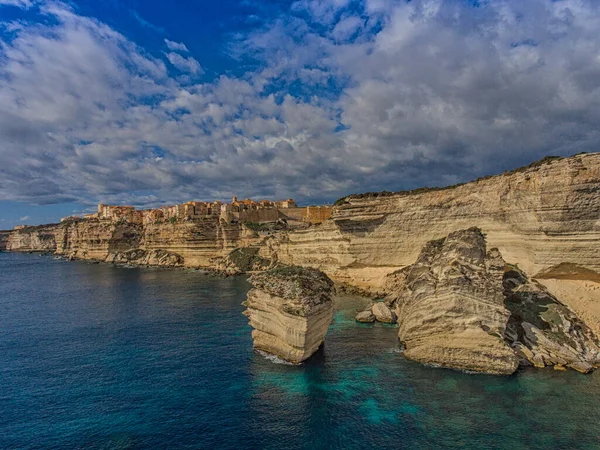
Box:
[3, 218, 258, 268]
[269, 153, 600, 292]
[388, 228, 520, 375]
[6, 225, 58, 252]
[0, 230, 9, 250]
[244, 266, 335, 363]
[140, 219, 258, 267]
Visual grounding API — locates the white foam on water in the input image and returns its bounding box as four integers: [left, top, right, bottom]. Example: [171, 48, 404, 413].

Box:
[256, 350, 295, 366]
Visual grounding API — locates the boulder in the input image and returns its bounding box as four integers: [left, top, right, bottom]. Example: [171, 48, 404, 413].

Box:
[355, 310, 376, 323]
[372, 302, 397, 323]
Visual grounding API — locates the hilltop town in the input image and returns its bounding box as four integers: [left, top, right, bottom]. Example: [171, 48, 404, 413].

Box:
[58, 197, 332, 227]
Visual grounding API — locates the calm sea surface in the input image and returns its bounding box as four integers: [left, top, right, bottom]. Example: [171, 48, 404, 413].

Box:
[1, 252, 600, 449]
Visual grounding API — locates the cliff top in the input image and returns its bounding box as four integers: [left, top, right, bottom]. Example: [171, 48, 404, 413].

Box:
[334, 152, 594, 205]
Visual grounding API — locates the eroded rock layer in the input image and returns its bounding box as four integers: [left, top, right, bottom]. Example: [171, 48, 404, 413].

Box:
[244, 266, 335, 363]
[7, 225, 58, 252]
[503, 268, 600, 373]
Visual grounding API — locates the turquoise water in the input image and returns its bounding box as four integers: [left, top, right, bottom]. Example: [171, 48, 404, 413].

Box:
[1, 252, 599, 449]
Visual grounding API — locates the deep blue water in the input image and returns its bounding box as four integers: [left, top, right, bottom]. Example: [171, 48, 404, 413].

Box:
[1, 252, 600, 449]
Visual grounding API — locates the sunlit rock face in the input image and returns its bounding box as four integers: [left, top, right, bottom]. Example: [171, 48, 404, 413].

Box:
[3, 218, 258, 268]
[386, 228, 520, 375]
[269, 153, 600, 293]
[244, 266, 335, 364]
[6, 225, 58, 252]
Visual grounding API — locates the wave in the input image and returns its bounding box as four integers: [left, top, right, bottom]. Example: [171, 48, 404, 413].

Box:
[256, 350, 295, 365]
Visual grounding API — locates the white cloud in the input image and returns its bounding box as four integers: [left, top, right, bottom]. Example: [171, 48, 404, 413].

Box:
[1, 0, 600, 209]
[19, 216, 30, 221]
[165, 39, 189, 52]
[165, 52, 202, 74]
[0, 0, 33, 7]
[130, 10, 165, 33]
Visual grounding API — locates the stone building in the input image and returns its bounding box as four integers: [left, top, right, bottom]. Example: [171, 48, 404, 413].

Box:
[97, 204, 142, 223]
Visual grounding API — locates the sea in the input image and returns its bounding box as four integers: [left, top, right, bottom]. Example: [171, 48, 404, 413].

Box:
[1, 252, 600, 450]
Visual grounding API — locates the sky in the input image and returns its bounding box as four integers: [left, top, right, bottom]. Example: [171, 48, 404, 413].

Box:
[0, 0, 599, 228]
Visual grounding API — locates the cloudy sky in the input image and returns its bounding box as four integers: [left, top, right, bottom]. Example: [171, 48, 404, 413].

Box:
[0, 0, 599, 227]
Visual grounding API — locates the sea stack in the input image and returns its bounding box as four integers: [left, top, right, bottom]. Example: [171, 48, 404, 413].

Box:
[244, 265, 335, 363]
[387, 228, 520, 375]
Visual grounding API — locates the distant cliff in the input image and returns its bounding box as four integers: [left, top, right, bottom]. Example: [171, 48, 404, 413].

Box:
[4, 218, 259, 267]
[268, 153, 600, 291]
[0, 230, 9, 250]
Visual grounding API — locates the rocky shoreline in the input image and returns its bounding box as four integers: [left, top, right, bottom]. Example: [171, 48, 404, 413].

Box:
[3, 152, 600, 372]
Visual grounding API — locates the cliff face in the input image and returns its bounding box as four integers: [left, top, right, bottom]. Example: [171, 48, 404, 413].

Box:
[0, 230, 9, 250]
[140, 219, 258, 267]
[244, 266, 335, 363]
[4, 218, 257, 267]
[270, 153, 600, 291]
[55, 220, 142, 260]
[6, 225, 59, 252]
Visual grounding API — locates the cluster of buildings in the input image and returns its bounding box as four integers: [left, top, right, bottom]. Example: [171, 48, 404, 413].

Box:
[61, 196, 331, 226]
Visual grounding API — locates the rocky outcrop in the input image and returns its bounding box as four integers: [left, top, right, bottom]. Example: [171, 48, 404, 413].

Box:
[56, 220, 142, 260]
[215, 247, 272, 275]
[388, 228, 520, 374]
[244, 266, 335, 363]
[269, 153, 600, 292]
[108, 249, 184, 267]
[503, 268, 600, 373]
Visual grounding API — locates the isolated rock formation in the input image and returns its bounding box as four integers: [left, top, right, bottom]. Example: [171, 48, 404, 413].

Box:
[244, 266, 335, 363]
[386, 228, 600, 374]
[388, 228, 520, 374]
